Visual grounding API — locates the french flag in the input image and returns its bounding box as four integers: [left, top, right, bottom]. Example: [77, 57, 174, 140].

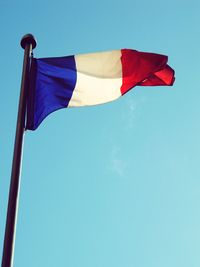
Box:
[27, 49, 175, 130]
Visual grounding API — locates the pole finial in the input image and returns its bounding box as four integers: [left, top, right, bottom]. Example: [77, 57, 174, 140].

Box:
[20, 34, 37, 49]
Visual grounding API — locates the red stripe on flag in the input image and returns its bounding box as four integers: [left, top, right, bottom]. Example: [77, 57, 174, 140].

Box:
[120, 49, 174, 95]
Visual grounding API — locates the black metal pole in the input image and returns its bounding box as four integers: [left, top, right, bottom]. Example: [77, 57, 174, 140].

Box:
[1, 34, 36, 267]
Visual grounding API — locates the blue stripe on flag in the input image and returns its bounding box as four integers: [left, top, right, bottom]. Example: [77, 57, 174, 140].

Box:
[27, 56, 77, 130]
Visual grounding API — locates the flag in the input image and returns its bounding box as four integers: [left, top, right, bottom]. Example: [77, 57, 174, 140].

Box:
[27, 49, 175, 130]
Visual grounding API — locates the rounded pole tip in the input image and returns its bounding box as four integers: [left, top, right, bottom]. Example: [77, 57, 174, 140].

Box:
[20, 34, 37, 49]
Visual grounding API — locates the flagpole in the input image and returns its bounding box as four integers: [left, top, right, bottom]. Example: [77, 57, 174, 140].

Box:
[1, 34, 36, 267]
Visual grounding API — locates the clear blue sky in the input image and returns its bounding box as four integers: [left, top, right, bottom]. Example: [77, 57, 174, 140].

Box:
[0, 0, 200, 266]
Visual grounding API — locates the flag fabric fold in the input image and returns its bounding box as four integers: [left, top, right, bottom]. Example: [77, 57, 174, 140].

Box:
[27, 49, 175, 130]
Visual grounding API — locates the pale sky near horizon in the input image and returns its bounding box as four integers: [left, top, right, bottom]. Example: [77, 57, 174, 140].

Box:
[1, 0, 200, 267]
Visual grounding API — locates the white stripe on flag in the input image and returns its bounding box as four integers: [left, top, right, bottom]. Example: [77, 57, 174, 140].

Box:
[68, 50, 123, 107]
